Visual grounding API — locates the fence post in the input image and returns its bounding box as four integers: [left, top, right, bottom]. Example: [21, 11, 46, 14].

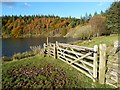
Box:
[53, 44, 56, 59]
[56, 41, 58, 59]
[93, 45, 98, 81]
[43, 43, 46, 57]
[48, 43, 51, 57]
[47, 37, 49, 45]
[99, 44, 107, 84]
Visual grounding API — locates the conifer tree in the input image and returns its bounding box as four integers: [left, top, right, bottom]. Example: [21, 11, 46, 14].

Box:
[106, 1, 120, 34]
[94, 11, 98, 16]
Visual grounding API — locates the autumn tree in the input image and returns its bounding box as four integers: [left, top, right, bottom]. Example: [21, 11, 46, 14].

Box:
[2, 15, 81, 38]
[89, 15, 107, 36]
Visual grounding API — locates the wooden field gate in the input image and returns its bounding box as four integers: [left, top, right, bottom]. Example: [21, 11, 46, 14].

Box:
[43, 41, 107, 84]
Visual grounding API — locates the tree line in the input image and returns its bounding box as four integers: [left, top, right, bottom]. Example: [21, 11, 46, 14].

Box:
[1, 13, 96, 38]
[1, 1, 119, 38]
[2, 15, 80, 38]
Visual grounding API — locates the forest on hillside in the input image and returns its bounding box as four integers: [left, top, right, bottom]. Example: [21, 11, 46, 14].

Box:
[1, 1, 120, 38]
[2, 15, 80, 38]
[2, 14, 92, 38]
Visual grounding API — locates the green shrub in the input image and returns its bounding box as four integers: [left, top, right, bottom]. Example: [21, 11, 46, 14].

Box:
[73, 25, 93, 39]
[2, 56, 12, 61]
[12, 51, 36, 60]
[89, 15, 108, 36]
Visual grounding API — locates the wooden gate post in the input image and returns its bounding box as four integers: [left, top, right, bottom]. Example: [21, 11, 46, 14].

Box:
[43, 43, 46, 57]
[53, 44, 56, 59]
[55, 41, 58, 59]
[48, 43, 51, 57]
[93, 45, 98, 81]
[47, 37, 49, 45]
[99, 44, 107, 84]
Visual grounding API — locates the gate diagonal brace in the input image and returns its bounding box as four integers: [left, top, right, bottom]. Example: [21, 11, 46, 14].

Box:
[70, 52, 92, 64]
[69, 47, 80, 58]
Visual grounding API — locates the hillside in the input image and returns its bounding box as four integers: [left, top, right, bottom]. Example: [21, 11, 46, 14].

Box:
[2, 35, 118, 89]
[2, 55, 112, 89]
[2, 15, 81, 38]
[69, 35, 118, 55]
[65, 25, 93, 39]
[77, 35, 118, 47]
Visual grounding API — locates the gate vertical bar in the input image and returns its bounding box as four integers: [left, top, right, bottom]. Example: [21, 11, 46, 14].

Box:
[93, 45, 98, 81]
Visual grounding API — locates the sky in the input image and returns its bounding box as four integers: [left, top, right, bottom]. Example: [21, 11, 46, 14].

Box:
[1, 2, 113, 18]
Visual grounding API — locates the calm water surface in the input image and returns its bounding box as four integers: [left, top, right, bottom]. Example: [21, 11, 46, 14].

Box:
[2, 37, 78, 57]
[0, 39, 2, 57]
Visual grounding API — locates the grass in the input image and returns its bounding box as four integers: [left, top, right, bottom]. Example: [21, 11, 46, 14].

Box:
[77, 35, 118, 47]
[2, 54, 112, 89]
[2, 35, 118, 89]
